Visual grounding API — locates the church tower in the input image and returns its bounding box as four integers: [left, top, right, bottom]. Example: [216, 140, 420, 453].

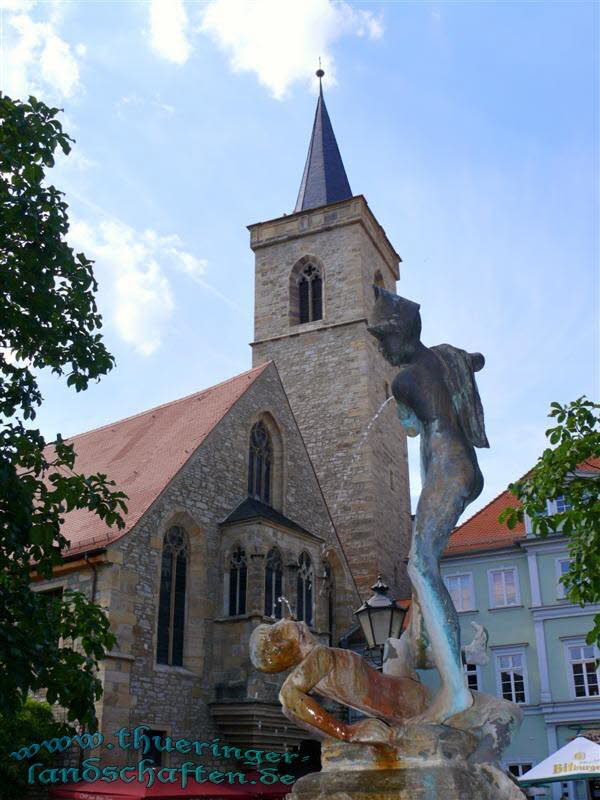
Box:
[249, 72, 412, 599]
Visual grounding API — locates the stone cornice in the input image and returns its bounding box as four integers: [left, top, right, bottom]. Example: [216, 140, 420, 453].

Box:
[531, 603, 600, 621]
[248, 195, 400, 280]
[251, 316, 368, 348]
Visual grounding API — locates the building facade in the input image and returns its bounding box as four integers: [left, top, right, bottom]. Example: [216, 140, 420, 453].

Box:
[440, 465, 600, 800]
[32, 80, 413, 772]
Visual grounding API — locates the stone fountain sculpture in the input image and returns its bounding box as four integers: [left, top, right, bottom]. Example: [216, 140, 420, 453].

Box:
[250, 288, 526, 800]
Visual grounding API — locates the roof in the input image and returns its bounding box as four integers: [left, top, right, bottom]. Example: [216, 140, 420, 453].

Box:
[519, 736, 600, 786]
[445, 456, 600, 557]
[221, 496, 311, 536]
[445, 487, 524, 556]
[294, 81, 352, 213]
[54, 363, 270, 556]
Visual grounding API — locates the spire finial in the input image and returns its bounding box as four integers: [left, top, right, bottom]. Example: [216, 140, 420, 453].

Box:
[316, 57, 324, 89]
[294, 59, 352, 213]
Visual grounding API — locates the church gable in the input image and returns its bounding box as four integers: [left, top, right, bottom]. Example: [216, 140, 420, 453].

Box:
[89, 360, 355, 746]
[54, 363, 270, 557]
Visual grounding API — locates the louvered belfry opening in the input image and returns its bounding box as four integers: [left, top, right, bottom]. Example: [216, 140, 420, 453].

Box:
[298, 263, 322, 324]
[156, 526, 189, 666]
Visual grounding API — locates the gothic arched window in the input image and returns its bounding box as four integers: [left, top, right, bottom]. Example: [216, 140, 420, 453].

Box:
[296, 552, 314, 626]
[298, 263, 322, 324]
[156, 526, 189, 666]
[264, 548, 283, 619]
[248, 421, 272, 505]
[228, 546, 247, 616]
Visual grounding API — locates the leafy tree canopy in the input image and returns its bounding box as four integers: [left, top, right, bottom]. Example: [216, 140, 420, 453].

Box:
[0, 699, 74, 799]
[0, 94, 127, 727]
[500, 397, 600, 643]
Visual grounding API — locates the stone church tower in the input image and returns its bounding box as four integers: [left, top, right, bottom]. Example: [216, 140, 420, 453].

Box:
[250, 75, 412, 599]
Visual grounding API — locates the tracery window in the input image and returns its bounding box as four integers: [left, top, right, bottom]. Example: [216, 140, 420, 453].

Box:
[298, 263, 322, 324]
[228, 546, 247, 616]
[156, 526, 189, 666]
[264, 548, 283, 619]
[296, 552, 314, 626]
[248, 421, 272, 505]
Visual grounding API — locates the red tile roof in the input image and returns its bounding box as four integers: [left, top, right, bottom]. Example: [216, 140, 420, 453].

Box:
[445, 457, 600, 556]
[54, 364, 270, 556]
[445, 489, 524, 556]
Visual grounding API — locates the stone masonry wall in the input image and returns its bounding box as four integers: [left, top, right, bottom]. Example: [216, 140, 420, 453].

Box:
[250, 199, 412, 599]
[92, 362, 355, 767]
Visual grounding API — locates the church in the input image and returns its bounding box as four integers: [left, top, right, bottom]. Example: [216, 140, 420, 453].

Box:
[34, 75, 413, 767]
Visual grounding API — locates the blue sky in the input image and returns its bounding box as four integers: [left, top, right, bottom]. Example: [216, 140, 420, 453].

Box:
[1, 0, 598, 520]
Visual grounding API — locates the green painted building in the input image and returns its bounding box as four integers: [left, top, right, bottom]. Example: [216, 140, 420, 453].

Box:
[436, 463, 600, 800]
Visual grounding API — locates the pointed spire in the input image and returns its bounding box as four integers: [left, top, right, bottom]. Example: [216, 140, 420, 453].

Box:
[294, 67, 352, 213]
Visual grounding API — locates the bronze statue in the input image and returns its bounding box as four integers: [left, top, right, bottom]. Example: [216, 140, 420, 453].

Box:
[249, 287, 527, 799]
[367, 286, 489, 722]
[250, 618, 429, 744]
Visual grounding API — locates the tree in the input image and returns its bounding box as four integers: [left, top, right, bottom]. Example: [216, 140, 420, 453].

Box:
[0, 699, 74, 799]
[0, 94, 127, 727]
[500, 397, 600, 643]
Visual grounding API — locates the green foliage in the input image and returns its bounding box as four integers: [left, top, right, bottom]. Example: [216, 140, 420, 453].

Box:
[0, 699, 74, 799]
[499, 397, 600, 643]
[0, 95, 127, 727]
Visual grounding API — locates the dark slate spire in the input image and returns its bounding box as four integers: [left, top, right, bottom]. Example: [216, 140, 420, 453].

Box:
[294, 68, 352, 213]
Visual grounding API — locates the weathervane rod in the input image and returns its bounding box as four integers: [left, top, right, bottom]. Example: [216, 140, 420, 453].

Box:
[316, 57, 324, 92]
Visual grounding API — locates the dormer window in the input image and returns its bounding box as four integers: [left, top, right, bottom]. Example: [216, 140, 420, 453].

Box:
[248, 421, 272, 505]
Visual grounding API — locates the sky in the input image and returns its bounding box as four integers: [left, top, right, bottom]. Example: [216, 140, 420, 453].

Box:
[1, 0, 598, 522]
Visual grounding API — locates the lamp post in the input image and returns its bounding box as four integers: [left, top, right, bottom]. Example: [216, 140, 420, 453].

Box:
[354, 576, 407, 664]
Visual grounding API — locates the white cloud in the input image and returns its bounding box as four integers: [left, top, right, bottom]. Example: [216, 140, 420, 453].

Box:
[1, 1, 85, 100]
[69, 218, 210, 357]
[116, 93, 176, 118]
[148, 0, 191, 65]
[199, 0, 384, 100]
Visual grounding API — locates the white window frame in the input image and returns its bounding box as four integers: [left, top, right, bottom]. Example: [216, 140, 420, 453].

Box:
[555, 557, 572, 600]
[564, 639, 600, 700]
[444, 572, 475, 612]
[555, 494, 572, 514]
[487, 567, 521, 608]
[494, 647, 529, 704]
[506, 762, 533, 779]
[463, 661, 481, 691]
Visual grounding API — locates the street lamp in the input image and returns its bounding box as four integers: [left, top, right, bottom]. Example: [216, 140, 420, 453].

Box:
[354, 576, 407, 650]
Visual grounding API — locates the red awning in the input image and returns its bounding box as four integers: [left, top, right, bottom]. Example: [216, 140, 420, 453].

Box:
[49, 772, 291, 800]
